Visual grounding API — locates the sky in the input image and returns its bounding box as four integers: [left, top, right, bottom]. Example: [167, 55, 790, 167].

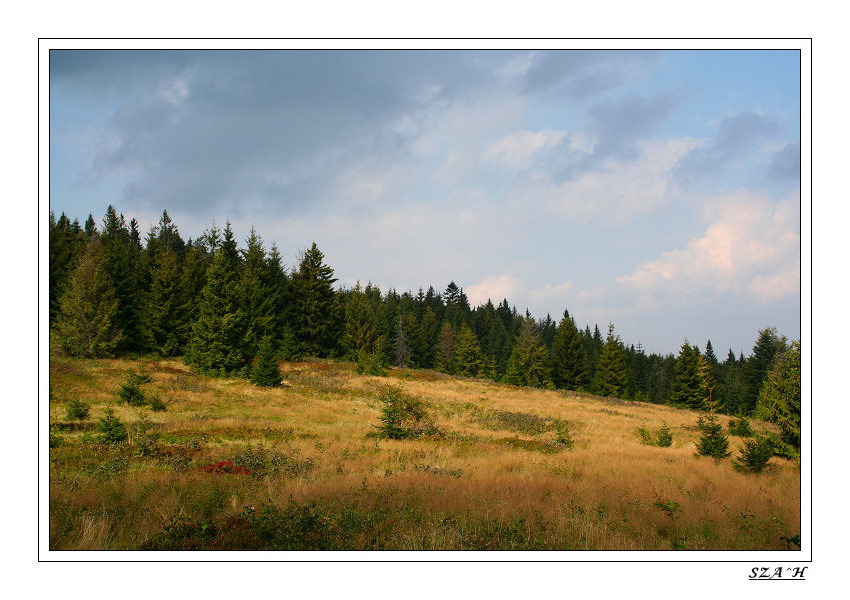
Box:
[49, 47, 803, 356]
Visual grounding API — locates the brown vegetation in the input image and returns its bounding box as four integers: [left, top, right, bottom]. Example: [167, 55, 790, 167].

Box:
[48, 355, 800, 551]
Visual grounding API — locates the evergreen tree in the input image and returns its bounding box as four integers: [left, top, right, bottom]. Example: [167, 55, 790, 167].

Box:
[756, 340, 801, 456]
[100, 206, 142, 353]
[416, 307, 440, 369]
[343, 282, 380, 360]
[454, 323, 483, 377]
[393, 315, 411, 368]
[698, 353, 719, 412]
[251, 335, 283, 387]
[435, 322, 456, 374]
[671, 341, 703, 409]
[53, 237, 123, 357]
[186, 223, 249, 376]
[49, 212, 87, 323]
[743, 327, 787, 415]
[139, 245, 186, 356]
[551, 310, 586, 390]
[239, 229, 275, 357]
[695, 412, 730, 459]
[290, 242, 341, 357]
[593, 323, 628, 398]
[505, 318, 551, 388]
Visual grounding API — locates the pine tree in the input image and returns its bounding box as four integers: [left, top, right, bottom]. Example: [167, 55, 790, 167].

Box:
[698, 353, 719, 412]
[551, 310, 586, 390]
[290, 242, 341, 357]
[186, 223, 249, 376]
[53, 238, 123, 357]
[593, 323, 628, 398]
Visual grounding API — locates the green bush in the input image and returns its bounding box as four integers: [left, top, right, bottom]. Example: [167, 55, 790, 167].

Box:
[732, 434, 775, 474]
[65, 398, 91, 421]
[98, 406, 128, 443]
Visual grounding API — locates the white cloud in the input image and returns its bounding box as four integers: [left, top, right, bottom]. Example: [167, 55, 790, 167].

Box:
[618, 189, 800, 303]
[483, 129, 569, 170]
[466, 273, 521, 306]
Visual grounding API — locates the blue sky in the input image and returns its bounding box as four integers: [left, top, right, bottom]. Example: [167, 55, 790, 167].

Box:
[49, 48, 802, 356]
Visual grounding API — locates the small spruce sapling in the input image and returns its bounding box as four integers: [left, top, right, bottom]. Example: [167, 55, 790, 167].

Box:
[98, 407, 128, 443]
[65, 398, 91, 421]
[732, 433, 774, 474]
[695, 413, 730, 459]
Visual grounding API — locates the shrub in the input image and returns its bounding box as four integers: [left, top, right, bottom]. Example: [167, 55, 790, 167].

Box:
[98, 406, 128, 443]
[374, 386, 436, 439]
[65, 398, 91, 421]
[695, 413, 730, 459]
[130, 413, 158, 457]
[732, 434, 775, 474]
[728, 417, 754, 437]
[554, 423, 575, 449]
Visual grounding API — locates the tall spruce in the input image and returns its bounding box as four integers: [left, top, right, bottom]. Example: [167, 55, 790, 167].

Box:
[671, 341, 703, 409]
[100, 206, 142, 353]
[186, 222, 249, 376]
[551, 310, 586, 390]
[756, 340, 801, 456]
[53, 237, 123, 357]
[290, 242, 341, 357]
[140, 245, 186, 356]
[593, 323, 628, 398]
[453, 323, 483, 377]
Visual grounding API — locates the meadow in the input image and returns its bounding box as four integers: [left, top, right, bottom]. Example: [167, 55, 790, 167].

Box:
[48, 354, 801, 551]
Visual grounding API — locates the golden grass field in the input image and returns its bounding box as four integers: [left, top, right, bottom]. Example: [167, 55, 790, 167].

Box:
[48, 354, 801, 551]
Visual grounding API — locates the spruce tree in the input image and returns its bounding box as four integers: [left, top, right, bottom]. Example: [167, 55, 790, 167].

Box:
[53, 238, 123, 357]
[100, 206, 142, 353]
[505, 318, 551, 388]
[671, 341, 703, 409]
[756, 340, 801, 456]
[251, 335, 283, 387]
[593, 323, 628, 398]
[453, 323, 483, 377]
[186, 223, 249, 376]
[435, 322, 456, 374]
[551, 310, 586, 390]
[695, 412, 730, 459]
[290, 242, 341, 357]
[140, 245, 186, 356]
[743, 327, 787, 415]
[393, 315, 411, 368]
[240, 229, 275, 357]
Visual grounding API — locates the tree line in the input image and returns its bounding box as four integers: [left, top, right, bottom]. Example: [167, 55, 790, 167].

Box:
[50, 207, 800, 426]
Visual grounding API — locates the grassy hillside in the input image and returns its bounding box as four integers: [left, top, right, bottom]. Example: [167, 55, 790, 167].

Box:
[48, 355, 800, 551]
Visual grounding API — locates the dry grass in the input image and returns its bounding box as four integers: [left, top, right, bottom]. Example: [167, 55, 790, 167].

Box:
[48, 355, 801, 551]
